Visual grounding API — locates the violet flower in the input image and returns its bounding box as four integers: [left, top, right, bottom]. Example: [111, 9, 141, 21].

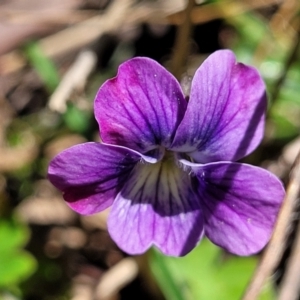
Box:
[48, 50, 285, 257]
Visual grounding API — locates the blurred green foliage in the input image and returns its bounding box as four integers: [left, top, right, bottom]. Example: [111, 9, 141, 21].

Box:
[0, 219, 36, 297]
[63, 103, 92, 134]
[23, 41, 60, 93]
[151, 239, 274, 300]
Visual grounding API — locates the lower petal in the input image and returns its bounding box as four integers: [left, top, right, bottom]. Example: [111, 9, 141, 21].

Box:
[107, 159, 204, 256]
[48, 142, 144, 215]
[187, 161, 285, 255]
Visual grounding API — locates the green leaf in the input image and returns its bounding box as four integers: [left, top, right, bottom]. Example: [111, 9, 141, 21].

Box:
[0, 220, 37, 288]
[23, 41, 60, 92]
[150, 250, 186, 300]
[0, 251, 36, 287]
[150, 239, 275, 300]
[63, 103, 91, 134]
[0, 220, 29, 252]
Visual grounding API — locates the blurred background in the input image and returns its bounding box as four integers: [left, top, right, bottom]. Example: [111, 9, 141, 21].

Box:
[0, 0, 300, 299]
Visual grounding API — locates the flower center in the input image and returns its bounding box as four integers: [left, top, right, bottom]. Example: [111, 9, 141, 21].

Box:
[161, 149, 176, 164]
[122, 152, 193, 211]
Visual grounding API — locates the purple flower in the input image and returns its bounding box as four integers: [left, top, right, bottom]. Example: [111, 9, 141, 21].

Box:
[48, 50, 285, 257]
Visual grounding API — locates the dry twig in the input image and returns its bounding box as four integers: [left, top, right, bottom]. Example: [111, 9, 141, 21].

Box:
[278, 215, 300, 299]
[94, 258, 139, 300]
[169, 0, 283, 25]
[277, 148, 300, 300]
[269, 0, 299, 46]
[48, 50, 97, 113]
[0, 0, 283, 76]
[0, 9, 97, 26]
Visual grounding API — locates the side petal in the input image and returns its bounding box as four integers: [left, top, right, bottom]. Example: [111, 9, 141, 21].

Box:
[172, 50, 266, 163]
[107, 160, 204, 256]
[48, 142, 144, 215]
[188, 161, 285, 255]
[95, 57, 187, 153]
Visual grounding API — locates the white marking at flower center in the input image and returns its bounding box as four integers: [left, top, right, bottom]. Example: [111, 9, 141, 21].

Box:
[121, 151, 193, 207]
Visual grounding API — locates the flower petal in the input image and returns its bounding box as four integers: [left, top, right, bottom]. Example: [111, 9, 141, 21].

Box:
[107, 159, 204, 256]
[172, 50, 267, 163]
[48, 142, 144, 215]
[95, 57, 187, 154]
[185, 161, 285, 255]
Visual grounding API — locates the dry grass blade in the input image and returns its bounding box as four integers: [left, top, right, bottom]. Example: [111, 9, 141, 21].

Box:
[39, 0, 133, 59]
[0, 0, 83, 55]
[242, 148, 300, 300]
[48, 50, 97, 113]
[95, 258, 139, 300]
[168, 0, 283, 25]
[269, 0, 299, 45]
[0, 0, 282, 76]
[0, 0, 133, 75]
[0, 9, 97, 25]
[277, 149, 300, 299]
[253, 0, 299, 63]
[278, 219, 300, 299]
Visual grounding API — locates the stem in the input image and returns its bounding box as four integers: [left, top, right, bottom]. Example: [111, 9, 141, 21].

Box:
[170, 0, 195, 80]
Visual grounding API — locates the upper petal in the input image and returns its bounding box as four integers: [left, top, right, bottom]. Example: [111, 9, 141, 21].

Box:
[95, 57, 187, 153]
[172, 50, 267, 163]
[48, 142, 144, 215]
[107, 158, 204, 256]
[183, 161, 285, 255]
